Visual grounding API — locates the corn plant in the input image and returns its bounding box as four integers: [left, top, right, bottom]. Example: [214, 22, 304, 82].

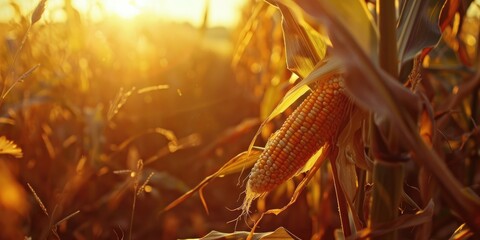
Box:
[167, 0, 480, 239]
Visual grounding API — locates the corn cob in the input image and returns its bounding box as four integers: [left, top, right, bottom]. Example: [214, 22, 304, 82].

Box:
[246, 74, 350, 197]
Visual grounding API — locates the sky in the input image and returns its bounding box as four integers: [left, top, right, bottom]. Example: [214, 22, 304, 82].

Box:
[0, 0, 246, 27]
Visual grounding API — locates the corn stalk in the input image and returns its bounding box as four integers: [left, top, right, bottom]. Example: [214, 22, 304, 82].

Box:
[367, 1, 404, 239]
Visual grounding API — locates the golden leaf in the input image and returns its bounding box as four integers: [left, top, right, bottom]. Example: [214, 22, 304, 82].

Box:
[0, 136, 22, 158]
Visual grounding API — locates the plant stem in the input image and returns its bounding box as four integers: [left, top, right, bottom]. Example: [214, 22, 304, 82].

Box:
[2, 24, 32, 102]
[368, 161, 404, 240]
[377, 0, 398, 78]
[130, 180, 138, 240]
[368, 1, 404, 239]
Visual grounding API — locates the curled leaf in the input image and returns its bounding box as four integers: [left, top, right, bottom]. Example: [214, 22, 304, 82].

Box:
[293, 0, 379, 63]
[271, 1, 328, 78]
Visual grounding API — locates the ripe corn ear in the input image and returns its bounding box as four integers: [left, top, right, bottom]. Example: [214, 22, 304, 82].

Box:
[242, 74, 351, 212]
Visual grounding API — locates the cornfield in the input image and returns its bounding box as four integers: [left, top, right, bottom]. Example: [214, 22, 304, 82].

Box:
[1, 0, 480, 239]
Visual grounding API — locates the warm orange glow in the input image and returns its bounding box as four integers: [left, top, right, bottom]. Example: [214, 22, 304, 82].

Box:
[101, 0, 146, 19]
[93, 0, 244, 27]
[0, 166, 28, 215]
[0, 0, 244, 28]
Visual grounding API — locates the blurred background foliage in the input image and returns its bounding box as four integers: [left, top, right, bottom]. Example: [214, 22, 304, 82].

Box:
[0, 0, 260, 238]
[0, 0, 480, 239]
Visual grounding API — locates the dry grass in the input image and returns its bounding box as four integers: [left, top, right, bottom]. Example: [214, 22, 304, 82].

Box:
[0, 1, 257, 239]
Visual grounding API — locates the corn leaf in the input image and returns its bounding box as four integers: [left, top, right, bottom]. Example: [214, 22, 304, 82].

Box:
[438, 67, 480, 114]
[110, 128, 178, 152]
[449, 223, 474, 240]
[336, 145, 358, 207]
[284, 57, 343, 105]
[197, 118, 260, 158]
[162, 149, 262, 213]
[397, 0, 447, 67]
[292, 0, 378, 64]
[147, 170, 190, 193]
[439, 0, 461, 31]
[186, 227, 299, 240]
[296, 147, 323, 174]
[249, 144, 331, 236]
[263, 58, 343, 127]
[260, 85, 284, 120]
[348, 200, 435, 239]
[269, 1, 328, 79]
[248, 82, 308, 152]
[329, 110, 372, 236]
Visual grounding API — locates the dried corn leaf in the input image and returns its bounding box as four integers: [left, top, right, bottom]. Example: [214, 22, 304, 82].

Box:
[147, 170, 190, 193]
[296, 146, 324, 174]
[397, 0, 447, 67]
[144, 133, 202, 165]
[449, 223, 473, 240]
[270, 1, 328, 79]
[184, 227, 299, 240]
[110, 128, 178, 152]
[198, 118, 260, 158]
[439, 0, 461, 31]
[248, 144, 331, 235]
[439, 68, 480, 114]
[268, 58, 343, 127]
[293, 0, 378, 63]
[348, 201, 434, 239]
[286, 57, 343, 98]
[330, 110, 369, 235]
[162, 149, 262, 213]
[335, 148, 357, 207]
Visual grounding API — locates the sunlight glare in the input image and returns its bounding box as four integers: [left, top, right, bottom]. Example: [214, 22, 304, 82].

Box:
[97, 0, 244, 27]
[0, 0, 245, 27]
[103, 0, 145, 19]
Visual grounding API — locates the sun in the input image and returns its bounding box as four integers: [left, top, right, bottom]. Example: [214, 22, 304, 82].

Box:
[104, 0, 145, 19]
